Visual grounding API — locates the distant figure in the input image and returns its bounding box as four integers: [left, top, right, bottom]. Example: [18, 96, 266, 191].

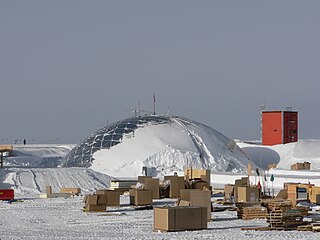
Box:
[23, 139, 26, 145]
[174, 172, 178, 176]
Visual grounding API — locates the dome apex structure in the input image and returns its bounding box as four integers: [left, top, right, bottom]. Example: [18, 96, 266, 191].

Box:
[63, 115, 252, 177]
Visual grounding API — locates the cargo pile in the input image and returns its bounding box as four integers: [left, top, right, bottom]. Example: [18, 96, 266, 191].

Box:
[224, 176, 260, 204]
[84, 189, 121, 212]
[84, 194, 108, 212]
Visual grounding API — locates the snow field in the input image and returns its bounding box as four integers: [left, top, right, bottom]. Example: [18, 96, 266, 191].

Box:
[1, 195, 320, 240]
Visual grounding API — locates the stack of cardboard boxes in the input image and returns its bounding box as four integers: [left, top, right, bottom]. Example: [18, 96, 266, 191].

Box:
[96, 189, 121, 206]
[142, 177, 160, 199]
[84, 189, 121, 212]
[237, 186, 259, 203]
[184, 169, 210, 191]
[290, 162, 311, 170]
[163, 175, 185, 198]
[129, 175, 160, 206]
[84, 194, 107, 212]
[234, 177, 259, 203]
[178, 189, 212, 221]
[224, 177, 259, 203]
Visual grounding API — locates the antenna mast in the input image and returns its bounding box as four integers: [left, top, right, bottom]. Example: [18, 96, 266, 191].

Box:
[153, 94, 156, 115]
[138, 101, 141, 117]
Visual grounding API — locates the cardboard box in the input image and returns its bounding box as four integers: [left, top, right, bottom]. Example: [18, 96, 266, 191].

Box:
[235, 177, 249, 187]
[287, 192, 297, 199]
[287, 184, 298, 193]
[138, 176, 152, 183]
[179, 189, 211, 220]
[276, 189, 288, 199]
[291, 163, 305, 170]
[84, 204, 106, 212]
[191, 180, 210, 190]
[224, 184, 234, 196]
[110, 179, 138, 189]
[96, 190, 121, 206]
[184, 169, 210, 183]
[144, 178, 160, 199]
[224, 184, 234, 202]
[233, 178, 249, 200]
[164, 176, 185, 198]
[84, 194, 107, 205]
[304, 162, 311, 170]
[46, 186, 52, 195]
[310, 186, 320, 204]
[236, 186, 259, 203]
[86, 195, 98, 205]
[180, 189, 202, 202]
[129, 189, 152, 206]
[316, 194, 320, 205]
[60, 188, 81, 195]
[97, 194, 107, 205]
[83, 194, 89, 203]
[189, 190, 211, 221]
[178, 200, 191, 206]
[154, 206, 207, 231]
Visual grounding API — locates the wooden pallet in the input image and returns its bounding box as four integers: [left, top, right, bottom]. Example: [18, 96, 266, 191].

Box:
[312, 223, 320, 232]
[298, 225, 313, 231]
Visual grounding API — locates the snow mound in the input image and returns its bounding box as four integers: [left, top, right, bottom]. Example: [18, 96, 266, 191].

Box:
[239, 139, 320, 170]
[63, 115, 252, 178]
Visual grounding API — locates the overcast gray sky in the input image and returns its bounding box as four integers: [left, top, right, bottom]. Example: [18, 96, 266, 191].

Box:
[0, 1, 320, 144]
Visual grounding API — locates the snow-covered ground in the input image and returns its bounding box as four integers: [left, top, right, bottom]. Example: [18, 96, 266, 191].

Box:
[2, 196, 320, 240]
[1, 140, 320, 239]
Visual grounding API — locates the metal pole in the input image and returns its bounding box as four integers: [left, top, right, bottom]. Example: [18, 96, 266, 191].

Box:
[0, 152, 3, 168]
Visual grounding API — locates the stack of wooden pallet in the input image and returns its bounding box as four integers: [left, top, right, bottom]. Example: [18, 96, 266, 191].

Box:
[236, 202, 260, 219]
[242, 206, 267, 220]
[263, 199, 292, 212]
[267, 206, 304, 230]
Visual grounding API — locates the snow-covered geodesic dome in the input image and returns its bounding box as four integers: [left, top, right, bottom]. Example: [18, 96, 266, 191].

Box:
[62, 115, 252, 177]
